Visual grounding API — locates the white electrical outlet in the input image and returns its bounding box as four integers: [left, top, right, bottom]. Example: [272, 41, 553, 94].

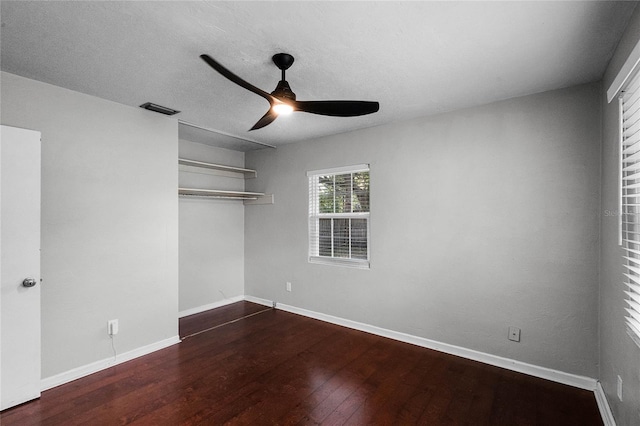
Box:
[508, 326, 521, 342]
[617, 375, 623, 401]
[108, 319, 119, 336]
[286, 281, 292, 292]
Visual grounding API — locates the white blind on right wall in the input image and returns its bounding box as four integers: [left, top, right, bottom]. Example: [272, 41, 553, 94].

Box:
[620, 69, 640, 344]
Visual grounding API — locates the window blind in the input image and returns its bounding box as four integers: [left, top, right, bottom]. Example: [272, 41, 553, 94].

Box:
[620, 69, 640, 345]
[308, 164, 370, 269]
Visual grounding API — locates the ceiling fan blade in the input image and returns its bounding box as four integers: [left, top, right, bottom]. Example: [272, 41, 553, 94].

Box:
[200, 54, 276, 103]
[293, 100, 379, 117]
[250, 109, 278, 131]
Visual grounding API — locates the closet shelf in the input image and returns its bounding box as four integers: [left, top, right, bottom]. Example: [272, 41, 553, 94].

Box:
[178, 188, 264, 200]
[178, 158, 257, 179]
[178, 158, 273, 204]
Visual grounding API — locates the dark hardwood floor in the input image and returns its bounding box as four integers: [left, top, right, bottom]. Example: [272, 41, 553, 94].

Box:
[1, 301, 602, 425]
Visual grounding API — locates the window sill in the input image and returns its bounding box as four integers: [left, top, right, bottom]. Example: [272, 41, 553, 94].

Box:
[309, 256, 370, 270]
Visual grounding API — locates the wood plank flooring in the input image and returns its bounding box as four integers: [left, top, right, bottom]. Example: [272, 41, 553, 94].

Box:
[1, 301, 602, 425]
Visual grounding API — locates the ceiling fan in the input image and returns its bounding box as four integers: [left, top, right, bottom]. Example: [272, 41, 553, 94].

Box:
[200, 53, 380, 131]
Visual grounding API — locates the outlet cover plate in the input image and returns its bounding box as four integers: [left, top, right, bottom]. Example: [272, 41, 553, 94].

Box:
[108, 319, 119, 336]
[508, 326, 521, 342]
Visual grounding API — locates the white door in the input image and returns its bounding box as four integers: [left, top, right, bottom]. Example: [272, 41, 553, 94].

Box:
[0, 125, 41, 411]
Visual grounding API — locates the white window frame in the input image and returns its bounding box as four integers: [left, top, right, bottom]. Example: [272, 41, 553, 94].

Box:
[612, 37, 640, 348]
[307, 164, 370, 269]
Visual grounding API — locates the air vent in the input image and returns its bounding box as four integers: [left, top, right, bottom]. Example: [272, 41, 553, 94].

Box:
[139, 102, 180, 116]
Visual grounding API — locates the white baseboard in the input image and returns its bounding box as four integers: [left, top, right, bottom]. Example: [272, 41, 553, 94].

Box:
[243, 295, 273, 307]
[247, 296, 597, 391]
[179, 296, 245, 318]
[595, 382, 617, 426]
[41, 335, 180, 392]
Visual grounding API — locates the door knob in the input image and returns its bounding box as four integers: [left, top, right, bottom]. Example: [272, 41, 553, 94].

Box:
[22, 278, 37, 288]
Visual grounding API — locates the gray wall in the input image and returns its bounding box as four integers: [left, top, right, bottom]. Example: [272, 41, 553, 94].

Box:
[600, 5, 640, 425]
[178, 140, 245, 314]
[246, 83, 601, 378]
[1, 72, 179, 379]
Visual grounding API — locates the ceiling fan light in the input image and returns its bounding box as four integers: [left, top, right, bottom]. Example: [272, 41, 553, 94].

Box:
[272, 103, 293, 115]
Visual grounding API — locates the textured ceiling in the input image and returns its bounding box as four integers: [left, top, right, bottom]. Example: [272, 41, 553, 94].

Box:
[0, 1, 636, 150]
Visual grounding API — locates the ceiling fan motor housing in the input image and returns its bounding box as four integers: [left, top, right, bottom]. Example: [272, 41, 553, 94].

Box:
[271, 80, 296, 101]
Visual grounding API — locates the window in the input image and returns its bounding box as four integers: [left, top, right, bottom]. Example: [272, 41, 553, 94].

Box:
[620, 69, 640, 346]
[308, 164, 370, 269]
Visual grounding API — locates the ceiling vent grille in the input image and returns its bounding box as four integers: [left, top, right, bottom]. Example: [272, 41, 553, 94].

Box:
[139, 102, 180, 116]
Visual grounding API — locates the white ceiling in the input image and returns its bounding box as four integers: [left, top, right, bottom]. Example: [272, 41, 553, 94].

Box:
[0, 1, 636, 151]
